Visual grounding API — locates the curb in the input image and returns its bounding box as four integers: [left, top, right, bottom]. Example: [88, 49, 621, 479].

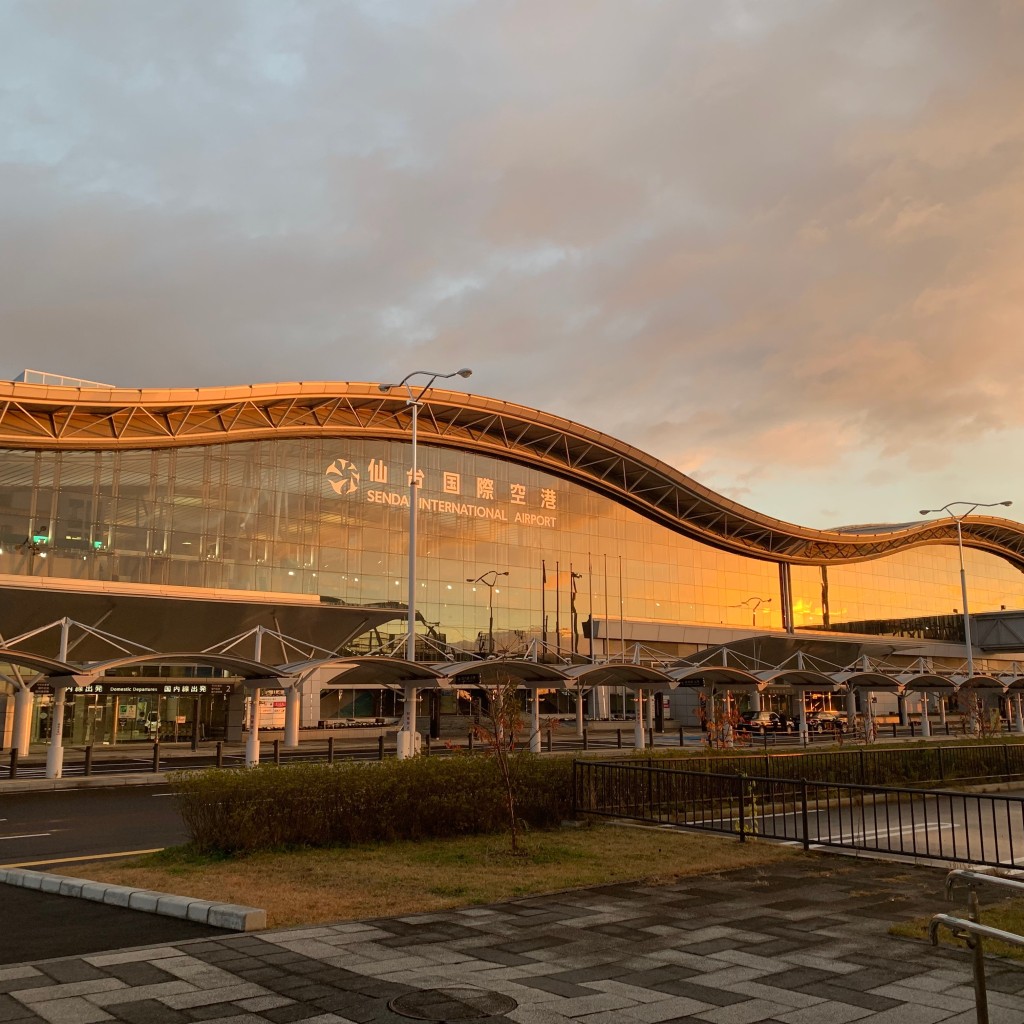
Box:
[0, 867, 266, 932]
[0, 774, 171, 794]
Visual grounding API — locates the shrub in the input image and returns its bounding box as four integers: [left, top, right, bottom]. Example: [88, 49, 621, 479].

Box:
[172, 754, 574, 854]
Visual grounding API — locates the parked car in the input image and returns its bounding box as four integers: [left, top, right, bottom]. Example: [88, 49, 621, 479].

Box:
[737, 711, 793, 733]
[805, 710, 848, 733]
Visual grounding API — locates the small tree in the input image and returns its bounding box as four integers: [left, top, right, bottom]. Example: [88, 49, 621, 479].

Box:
[473, 669, 528, 853]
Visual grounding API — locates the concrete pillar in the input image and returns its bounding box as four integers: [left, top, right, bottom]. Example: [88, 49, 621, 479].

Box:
[920, 694, 931, 737]
[897, 694, 908, 727]
[1016, 694, 1024, 736]
[751, 688, 762, 713]
[530, 689, 541, 753]
[396, 684, 419, 759]
[284, 684, 301, 749]
[633, 690, 645, 749]
[798, 691, 808, 743]
[939, 695, 948, 725]
[13, 686, 33, 755]
[576, 688, 585, 737]
[245, 686, 261, 766]
[845, 687, 857, 733]
[45, 684, 67, 780]
[596, 685, 610, 720]
[864, 691, 875, 742]
[645, 689, 655, 731]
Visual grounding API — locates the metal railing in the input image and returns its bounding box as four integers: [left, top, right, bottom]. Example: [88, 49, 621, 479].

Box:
[574, 760, 1024, 867]
[617, 742, 1024, 787]
[931, 870, 1024, 1024]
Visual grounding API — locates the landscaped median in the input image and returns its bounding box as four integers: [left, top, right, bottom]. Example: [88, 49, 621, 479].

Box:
[49, 751, 796, 928]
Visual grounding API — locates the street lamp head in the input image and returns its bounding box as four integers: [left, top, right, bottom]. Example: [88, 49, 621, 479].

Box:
[378, 383, 392, 393]
[918, 509, 931, 516]
[1001, 500, 1013, 507]
[456, 368, 473, 379]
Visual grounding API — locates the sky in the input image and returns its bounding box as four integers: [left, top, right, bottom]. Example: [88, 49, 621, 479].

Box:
[1, 0, 1022, 531]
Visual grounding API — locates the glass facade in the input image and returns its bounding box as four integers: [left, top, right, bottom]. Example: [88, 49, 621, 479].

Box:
[1, 437, 1022, 652]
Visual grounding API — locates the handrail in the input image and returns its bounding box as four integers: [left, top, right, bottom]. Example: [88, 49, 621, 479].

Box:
[931, 869, 1024, 1024]
[929, 913, 1024, 950]
[945, 868, 1024, 899]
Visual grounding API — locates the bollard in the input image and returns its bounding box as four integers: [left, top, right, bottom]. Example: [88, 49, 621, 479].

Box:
[892, 723, 897, 738]
[9, 749, 18, 779]
[425, 734, 431, 756]
[273, 739, 281, 765]
[152, 741, 160, 774]
[648, 727, 654, 748]
[945, 722, 950, 736]
[378, 736, 385, 761]
[546, 726, 552, 753]
[216, 740, 223, 767]
[191, 728, 199, 752]
[679, 725, 684, 747]
[583, 728, 589, 751]
[84, 744, 93, 776]
[910, 721, 916, 738]
[328, 736, 335, 764]
[617, 728, 622, 749]
[468, 731, 474, 753]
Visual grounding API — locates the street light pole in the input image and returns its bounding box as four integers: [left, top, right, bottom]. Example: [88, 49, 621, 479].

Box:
[918, 499, 1013, 683]
[379, 367, 473, 758]
[467, 570, 509, 656]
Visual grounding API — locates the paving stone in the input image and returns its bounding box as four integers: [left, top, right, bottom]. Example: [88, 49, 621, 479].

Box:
[0, 995, 40, 1023]
[693, 999, 790, 1024]
[774, 1003, 874, 1024]
[20, 998, 113, 1024]
[102, 998, 191, 1024]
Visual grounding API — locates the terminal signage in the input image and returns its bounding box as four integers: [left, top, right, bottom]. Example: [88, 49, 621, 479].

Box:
[76, 682, 235, 695]
[325, 457, 557, 529]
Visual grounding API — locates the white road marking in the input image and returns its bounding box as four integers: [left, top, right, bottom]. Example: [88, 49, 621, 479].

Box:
[0, 833, 51, 841]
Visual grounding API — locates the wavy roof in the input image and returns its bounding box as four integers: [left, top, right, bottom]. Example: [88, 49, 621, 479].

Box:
[1, 378, 1022, 571]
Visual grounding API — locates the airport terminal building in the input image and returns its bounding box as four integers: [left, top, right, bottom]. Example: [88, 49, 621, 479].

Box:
[2, 370, 1024, 756]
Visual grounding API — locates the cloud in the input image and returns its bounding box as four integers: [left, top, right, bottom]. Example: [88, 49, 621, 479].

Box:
[0, 0, 1022, 528]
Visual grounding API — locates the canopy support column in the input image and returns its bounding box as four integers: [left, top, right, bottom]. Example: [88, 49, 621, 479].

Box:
[633, 691, 645, 749]
[44, 684, 67, 780]
[530, 690, 541, 753]
[13, 686, 33, 756]
[1016, 694, 1024, 736]
[920, 694, 931, 737]
[245, 686, 261, 766]
[284, 684, 301, 749]
[845, 687, 857, 733]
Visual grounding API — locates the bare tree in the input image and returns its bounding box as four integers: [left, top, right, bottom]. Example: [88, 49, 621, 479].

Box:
[473, 669, 527, 854]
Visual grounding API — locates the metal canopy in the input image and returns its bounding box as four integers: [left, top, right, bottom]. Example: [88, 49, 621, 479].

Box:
[0, 577, 402, 659]
[434, 660, 566, 687]
[562, 663, 674, 689]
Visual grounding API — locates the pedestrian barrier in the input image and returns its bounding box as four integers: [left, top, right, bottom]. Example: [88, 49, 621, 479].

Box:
[574, 759, 1024, 868]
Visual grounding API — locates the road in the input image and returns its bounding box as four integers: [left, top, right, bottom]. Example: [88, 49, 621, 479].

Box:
[0, 784, 188, 868]
[720, 789, 1024, 868]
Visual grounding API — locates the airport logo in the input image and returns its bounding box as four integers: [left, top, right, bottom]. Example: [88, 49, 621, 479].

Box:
[325, 458, 360, 495]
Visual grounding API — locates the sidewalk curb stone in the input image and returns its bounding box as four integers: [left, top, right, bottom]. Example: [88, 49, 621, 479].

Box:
[0, 867, 265, 931]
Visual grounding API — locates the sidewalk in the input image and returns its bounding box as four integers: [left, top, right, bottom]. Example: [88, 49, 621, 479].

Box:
[2, 856, 1021, 1023]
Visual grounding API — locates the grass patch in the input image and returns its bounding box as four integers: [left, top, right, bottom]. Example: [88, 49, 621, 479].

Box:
[67, 823, 799, 928]
[890, 896, 1024, 961]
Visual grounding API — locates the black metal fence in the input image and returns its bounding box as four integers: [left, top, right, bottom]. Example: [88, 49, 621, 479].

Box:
[574, 759, 1024, 868]
[617, 742, 1024, 787]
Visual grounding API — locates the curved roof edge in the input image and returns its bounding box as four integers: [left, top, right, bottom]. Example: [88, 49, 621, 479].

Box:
[1, 378, 1022, 571]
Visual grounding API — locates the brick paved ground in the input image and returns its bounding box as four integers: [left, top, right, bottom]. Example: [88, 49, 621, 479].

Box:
[2, 856, 1022, 1024]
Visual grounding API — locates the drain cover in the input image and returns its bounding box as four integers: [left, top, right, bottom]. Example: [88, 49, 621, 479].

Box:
[388, 986, 518, 1021]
